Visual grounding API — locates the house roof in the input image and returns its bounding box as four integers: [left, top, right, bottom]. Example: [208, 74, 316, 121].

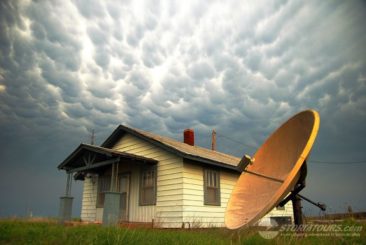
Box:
[58, 143, 158, 172]
[102, 125, 247, 172]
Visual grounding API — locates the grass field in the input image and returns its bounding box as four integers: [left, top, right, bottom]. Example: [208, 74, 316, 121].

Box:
[0, 219, 365, 244]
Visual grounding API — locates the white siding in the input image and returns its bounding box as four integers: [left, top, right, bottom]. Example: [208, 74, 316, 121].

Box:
[182, 161, 238, 227]
[182, 161, 294, 227]
[80, 177, 97, 222]
[260, 202, 293, 225]
[113, 134, 183, 228]
[79, 132, 293, 227]
[113, 163, 154, 223]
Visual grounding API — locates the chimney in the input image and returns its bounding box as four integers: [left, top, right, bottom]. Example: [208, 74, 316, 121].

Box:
[183, 129, 194, 146]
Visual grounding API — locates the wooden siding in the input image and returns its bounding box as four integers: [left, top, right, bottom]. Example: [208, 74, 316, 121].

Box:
[79, 132, 293, 227]
[80, 177, 97, 222]
[263, 202, 293, 220]
[182, 161, 238, 227]
[113, 134, 183, 227]
[182, 161, 294, 227]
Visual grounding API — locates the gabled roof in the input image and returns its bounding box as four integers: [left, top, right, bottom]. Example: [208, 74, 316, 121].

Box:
[102, 125, 245, 172]
[58, 143, 158, 171]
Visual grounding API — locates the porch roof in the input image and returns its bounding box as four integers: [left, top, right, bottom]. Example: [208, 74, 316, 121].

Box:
[57, 143, 158, 173]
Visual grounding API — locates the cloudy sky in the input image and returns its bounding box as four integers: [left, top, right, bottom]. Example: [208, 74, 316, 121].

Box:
[0, 0, 365, 218]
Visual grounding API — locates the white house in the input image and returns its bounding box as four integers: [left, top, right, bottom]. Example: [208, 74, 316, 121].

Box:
[58, 125, 293, 228]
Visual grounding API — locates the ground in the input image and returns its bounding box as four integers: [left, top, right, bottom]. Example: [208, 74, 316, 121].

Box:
[0, 218, 365, 244]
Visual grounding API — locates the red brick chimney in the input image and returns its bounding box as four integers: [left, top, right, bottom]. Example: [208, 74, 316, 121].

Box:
[183, 129, 194, 146]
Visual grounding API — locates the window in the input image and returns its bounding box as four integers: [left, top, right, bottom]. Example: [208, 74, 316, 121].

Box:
[139, 166, 157, 205]
[204, 169, 220, 206]
[96, 175, 111, 208]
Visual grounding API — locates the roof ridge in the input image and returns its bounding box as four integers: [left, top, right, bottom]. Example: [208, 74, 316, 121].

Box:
[124, 125, 241, 161]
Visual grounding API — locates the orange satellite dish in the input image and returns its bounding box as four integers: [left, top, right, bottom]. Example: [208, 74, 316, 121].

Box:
[225, 110, 320, 230]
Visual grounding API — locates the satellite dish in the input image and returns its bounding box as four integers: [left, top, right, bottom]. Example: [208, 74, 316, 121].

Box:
[225, 110, 320, 230]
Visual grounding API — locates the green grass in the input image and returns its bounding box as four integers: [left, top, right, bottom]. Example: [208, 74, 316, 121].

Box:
[0, 219, 365, 245]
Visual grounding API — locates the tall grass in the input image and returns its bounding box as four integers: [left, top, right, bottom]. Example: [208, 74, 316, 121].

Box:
[0, 220, 230, 245]
[0, 219, 364, 245]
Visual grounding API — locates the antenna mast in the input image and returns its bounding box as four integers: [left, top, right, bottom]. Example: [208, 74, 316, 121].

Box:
[211, 129, 216, 151]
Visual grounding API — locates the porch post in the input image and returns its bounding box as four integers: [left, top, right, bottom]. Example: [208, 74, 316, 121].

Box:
[59, 173, 74, 223]
[103, 162, 121, 226]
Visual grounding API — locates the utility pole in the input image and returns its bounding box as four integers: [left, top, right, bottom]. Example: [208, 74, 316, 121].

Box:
[211, 129, 216, 151]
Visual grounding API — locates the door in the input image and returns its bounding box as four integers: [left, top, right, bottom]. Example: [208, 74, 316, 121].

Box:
[118, 173, 130, 222]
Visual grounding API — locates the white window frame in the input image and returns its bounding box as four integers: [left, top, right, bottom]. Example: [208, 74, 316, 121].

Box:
[203, 168, 221, 206]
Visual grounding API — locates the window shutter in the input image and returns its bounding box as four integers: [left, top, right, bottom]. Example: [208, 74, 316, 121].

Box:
[217, 171, 221, 206]
[152, 166, 158, 205]
[203, 169, 208, 203]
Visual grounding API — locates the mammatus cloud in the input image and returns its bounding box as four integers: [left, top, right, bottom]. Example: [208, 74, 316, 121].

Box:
[0, 0, 365, 217]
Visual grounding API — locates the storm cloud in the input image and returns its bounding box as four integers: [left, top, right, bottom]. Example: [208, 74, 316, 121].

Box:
[0, 0, 365, 217]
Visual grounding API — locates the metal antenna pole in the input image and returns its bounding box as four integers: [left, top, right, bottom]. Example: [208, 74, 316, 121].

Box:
[111, 163, 115, 192]
[297, 194, 326, 211]
[65, 173, 72, 197]
[292, 195, 303, 225]
[276, 162, 307, 226]
[211, 129, 216, 151]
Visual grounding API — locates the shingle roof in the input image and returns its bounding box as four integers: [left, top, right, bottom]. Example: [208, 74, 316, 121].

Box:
[102, 125, 246, 172]
[58, 143, 158, 171]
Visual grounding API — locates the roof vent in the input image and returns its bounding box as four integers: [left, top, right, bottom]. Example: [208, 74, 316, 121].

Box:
[184, 129, 194, 146]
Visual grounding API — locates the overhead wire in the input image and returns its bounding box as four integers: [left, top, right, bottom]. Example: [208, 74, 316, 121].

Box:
[307, 160, 366, 164]
[215, 132, 258, 150]
[215, 132, 366, 165]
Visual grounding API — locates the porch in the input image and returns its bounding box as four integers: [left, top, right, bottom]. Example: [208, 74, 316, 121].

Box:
[58, 143, 158, 225]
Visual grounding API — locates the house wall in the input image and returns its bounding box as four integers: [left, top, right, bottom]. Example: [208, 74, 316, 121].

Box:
[182, 160, 293, 227]
[80, 177, 98, 222]
[182, 161, 238, 227]
[79, 133, 293, 227]
[259, 202, 294, 226]
[112, 134, 184, 227]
